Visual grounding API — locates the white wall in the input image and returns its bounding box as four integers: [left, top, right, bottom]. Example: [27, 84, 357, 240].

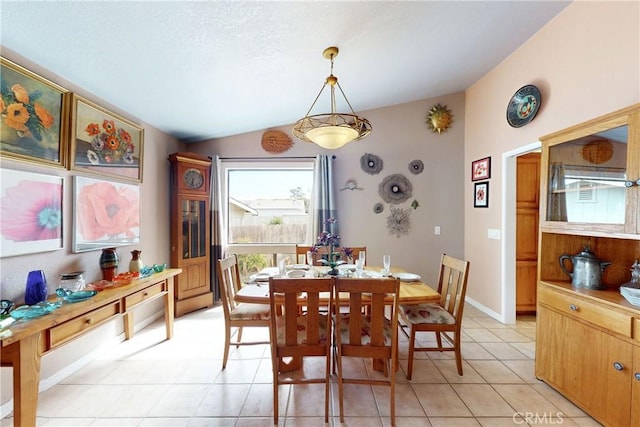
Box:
[464, 1, 640, 318]
[191, 92, 467, 286]
[0, 47, 184, 411]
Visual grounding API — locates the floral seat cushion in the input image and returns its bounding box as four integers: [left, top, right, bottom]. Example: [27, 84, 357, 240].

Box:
[400, 303, 455, 325]
[335, 314, 393, 346]
[274, 314, 329, 345]
[230, 303, 270, 321]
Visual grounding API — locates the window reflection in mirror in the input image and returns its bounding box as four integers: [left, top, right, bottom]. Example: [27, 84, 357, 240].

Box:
[547, 125, 627, 224]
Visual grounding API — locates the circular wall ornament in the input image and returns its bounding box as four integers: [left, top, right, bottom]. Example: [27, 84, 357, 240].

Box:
[506, 85, 541, 128]
[373, 202, 384, 214]
[360, 153, 383, 175]
[261, 130, 293, 154]
[426, 104, 453, 134]
[378, 174, 413, 204]
[408, 159, 424, 175]
[582, 139, 614, 164]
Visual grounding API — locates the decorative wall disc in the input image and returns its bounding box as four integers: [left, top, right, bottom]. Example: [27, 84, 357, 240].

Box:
[408, 159, 424, 175]
[261, 130, 293, 154]
[387, 206, 411, 238]
[360, 153, 383, 175]
[582, 139, 614, 164]
[373, 202, 384, 214]
[378, 174, 413, 204]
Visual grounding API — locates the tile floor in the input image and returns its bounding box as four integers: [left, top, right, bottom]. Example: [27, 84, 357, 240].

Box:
[2, 304, 602, 426]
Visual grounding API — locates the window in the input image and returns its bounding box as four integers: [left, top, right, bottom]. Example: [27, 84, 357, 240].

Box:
[220, 160, 315, 277]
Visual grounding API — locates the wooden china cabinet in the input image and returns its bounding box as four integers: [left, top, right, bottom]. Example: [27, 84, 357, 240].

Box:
[168, 152, 213, 317]
[535, 104, 640, 426]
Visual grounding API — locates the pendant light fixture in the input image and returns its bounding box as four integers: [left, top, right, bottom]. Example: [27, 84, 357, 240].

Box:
[293, 46, 371, 149]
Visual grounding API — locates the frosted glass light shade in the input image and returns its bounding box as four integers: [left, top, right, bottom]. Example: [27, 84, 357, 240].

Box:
[305, 126, 359, 149]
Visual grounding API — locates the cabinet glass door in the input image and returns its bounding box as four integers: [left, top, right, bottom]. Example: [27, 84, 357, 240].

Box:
[546, 125, 628, 224]
[181, 199, 206, 259]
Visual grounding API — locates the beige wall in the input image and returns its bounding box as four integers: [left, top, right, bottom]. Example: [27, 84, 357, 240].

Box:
[190, 93, 467, 286]
[0, 47, 183, 410]
[464, 1, 640, 317]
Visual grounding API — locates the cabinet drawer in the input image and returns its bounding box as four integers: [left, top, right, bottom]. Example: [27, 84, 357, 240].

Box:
[539, 286, 632, 337]
[125, 282, 165, 308]
[49, 302, 120, 348]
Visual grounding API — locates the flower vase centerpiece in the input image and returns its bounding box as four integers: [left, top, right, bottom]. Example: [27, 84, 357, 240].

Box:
[312, 217, 345, 276]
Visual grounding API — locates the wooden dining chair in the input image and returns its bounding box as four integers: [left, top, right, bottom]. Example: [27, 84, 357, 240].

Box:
[399, 254, 470, 379]
[297, 244, 367, 266]
[268, 277, 333, 424]
[217, 255, 270, 370]
[333, 277, 400, 426]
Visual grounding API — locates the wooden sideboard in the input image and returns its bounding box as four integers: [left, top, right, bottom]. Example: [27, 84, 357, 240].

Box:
[0, 268, 181, 427]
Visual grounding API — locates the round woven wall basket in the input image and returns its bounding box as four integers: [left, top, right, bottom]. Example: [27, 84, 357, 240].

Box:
[582, 139, 613, 164]
[261, 130, 293, 154]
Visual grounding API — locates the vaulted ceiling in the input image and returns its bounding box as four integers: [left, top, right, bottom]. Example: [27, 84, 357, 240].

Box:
[1, 1, 571, 142]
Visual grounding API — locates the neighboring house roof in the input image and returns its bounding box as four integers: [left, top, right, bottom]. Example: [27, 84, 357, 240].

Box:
[229, 198, 258, 215]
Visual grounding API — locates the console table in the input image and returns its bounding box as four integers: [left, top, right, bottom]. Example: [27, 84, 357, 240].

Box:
[0, 268, 181, 426]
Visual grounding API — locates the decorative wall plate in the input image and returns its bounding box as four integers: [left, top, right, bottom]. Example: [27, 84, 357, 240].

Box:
[506, 85, 541, 128]
[261, 130, 293, 154]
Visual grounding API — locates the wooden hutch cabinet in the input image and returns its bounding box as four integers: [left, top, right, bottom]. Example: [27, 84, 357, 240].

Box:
[168, 152, 213, 317]
[535, 104, 640, 426]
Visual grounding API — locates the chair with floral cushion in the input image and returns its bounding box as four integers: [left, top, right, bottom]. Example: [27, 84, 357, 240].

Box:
[399, 254, 470, 379]
[217, 255, 270, 370]
[333, 276, 400, 426]
[268, 277, 333, 424]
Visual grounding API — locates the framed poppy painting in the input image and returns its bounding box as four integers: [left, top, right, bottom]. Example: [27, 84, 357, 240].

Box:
[471, 156, 491, 181]
[0, 57, 70, 168]
[70, 94, 144, 183]
[0, 168, 64, 257]
[73, 175, 140, 252]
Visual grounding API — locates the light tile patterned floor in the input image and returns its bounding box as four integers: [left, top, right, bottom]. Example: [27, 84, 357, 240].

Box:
[2, 305, 602, 426]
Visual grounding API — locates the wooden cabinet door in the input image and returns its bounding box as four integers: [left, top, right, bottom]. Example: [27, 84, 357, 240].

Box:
[632, 346, 640, 427]
[516, 153, 540, 313]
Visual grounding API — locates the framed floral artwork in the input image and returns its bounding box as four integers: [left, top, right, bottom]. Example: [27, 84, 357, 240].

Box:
[0, 57, 70, 168]
[471, 156, 491, 181]
[73, 175, 140, 252]
[0, 168, 63, 257]
[70, 94, 144, 183]
[473, 181, 489, 208]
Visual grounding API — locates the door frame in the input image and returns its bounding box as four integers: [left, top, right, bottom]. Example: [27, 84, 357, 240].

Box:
[501, 141, 541, 324]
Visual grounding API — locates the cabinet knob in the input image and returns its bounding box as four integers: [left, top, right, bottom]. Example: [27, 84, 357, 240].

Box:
[613, 362, 624, 371]
[624, 180, 636, 188]
[569, 304, 578, 311]
[635, 373, 640, 381]
[85, 318, 93, 325]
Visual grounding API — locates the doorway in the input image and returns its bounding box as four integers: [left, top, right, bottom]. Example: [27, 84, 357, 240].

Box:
[501, 142, 541, 324]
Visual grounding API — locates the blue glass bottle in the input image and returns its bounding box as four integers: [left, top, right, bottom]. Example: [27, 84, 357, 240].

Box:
[25, 270, 48, 305]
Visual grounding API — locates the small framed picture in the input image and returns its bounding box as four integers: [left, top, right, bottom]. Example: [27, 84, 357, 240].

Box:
[471, 156, 491, 181]
[474, 181, 489, 208]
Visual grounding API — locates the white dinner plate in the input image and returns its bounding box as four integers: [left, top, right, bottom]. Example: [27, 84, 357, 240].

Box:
[286, 270, 306, 278]
[290, 264, 310, 270]
[250, 272, 271, 282]
[361, 270, 383, 278]
[393, 272, 421, 282]
[338, 264, 357, 270]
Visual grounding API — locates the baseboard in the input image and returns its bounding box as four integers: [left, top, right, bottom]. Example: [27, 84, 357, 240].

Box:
[465, 296, 509, 324]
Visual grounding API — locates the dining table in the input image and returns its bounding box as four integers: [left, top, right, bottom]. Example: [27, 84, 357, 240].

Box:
[235, 266, 441, 305]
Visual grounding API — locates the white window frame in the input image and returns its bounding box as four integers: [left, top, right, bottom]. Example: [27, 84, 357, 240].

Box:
[220, 159, 315, 260]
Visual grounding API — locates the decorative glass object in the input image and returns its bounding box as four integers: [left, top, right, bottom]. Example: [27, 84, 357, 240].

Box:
[129, 250, 144, 273]
[25, 270, 48, 305]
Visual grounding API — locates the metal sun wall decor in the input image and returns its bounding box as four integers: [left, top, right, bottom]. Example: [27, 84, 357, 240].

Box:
[426, 104, 453, 134]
